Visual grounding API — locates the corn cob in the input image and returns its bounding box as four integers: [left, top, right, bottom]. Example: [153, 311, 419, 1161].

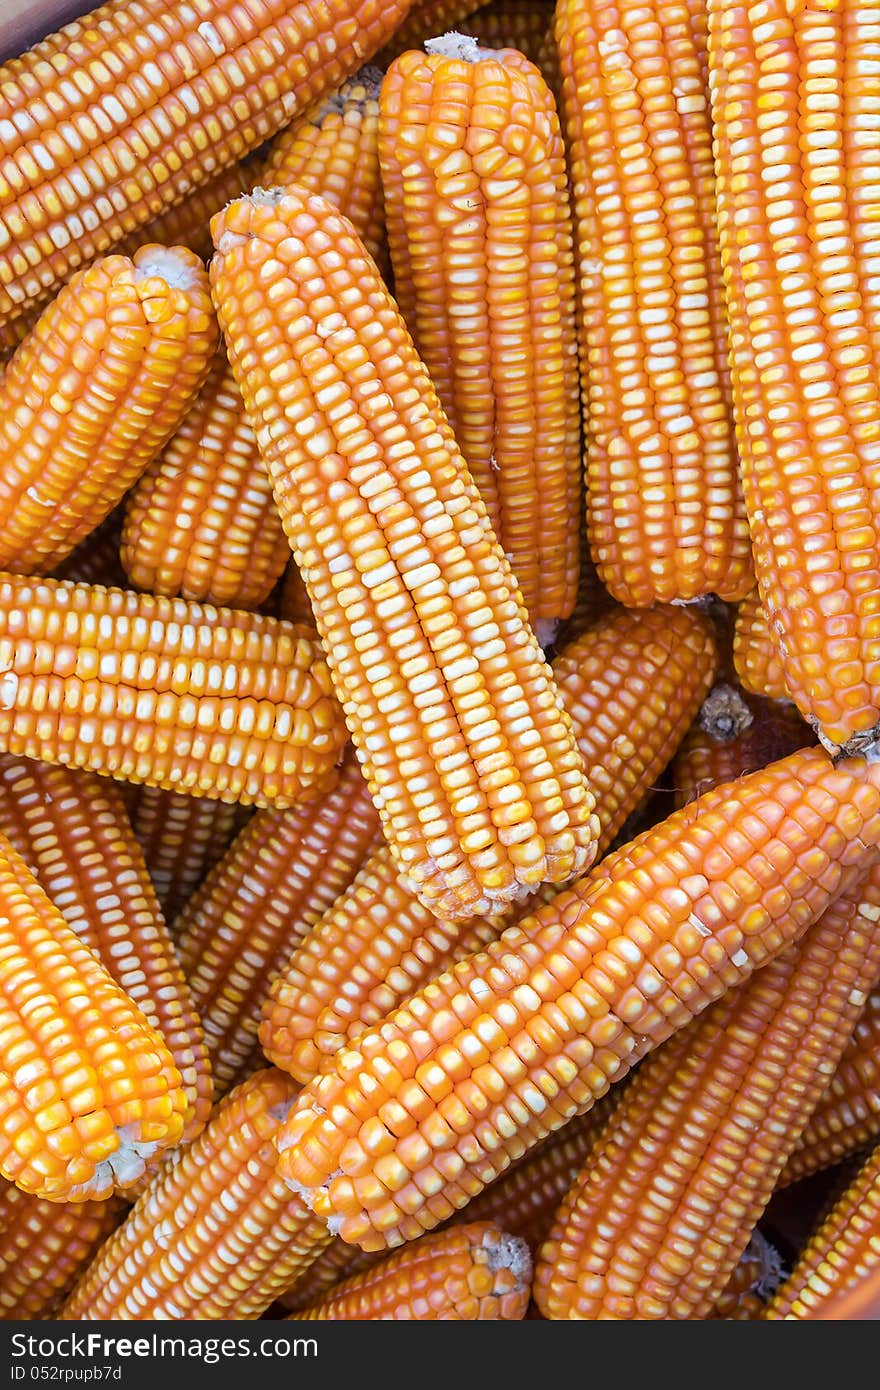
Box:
[0, 754, 212, 1143]
[0, 247, 217, 576]
[458, 0, 555, 66]
[120, 347, 291, 610]
[0, 573, 345, 808]
[0, 0, 419, 340]
[259, 66, 387, 275]
[275, 745, 880, 1250]
[532, 861, 880, 1319]
[708, 0, 880, 754]
[261, 602, 718, 1080]
[210, 188, 596, 920]
[50, 504, 128, 591]
[176, 750, 381, 1100]
[0, 1182, 128, 1319]
[556, 0, 753, 607]
[116, 160, 252, 264]
[0, 830, 188, 1201]
[292, 1221, 532, 1319]
[733, 591, 793, 706]
[673, 685, 809, 810]
[126, 784, 250, 924]
[379, 40, 581, 638]
[58, 1069, 332, 1321]
[378, 0, 494, 64]
[709, 1232, 785, 1321]
[806, 1262, 880, 1321]
[779, 987, 880, 1189]
[764, 1140, 880, 1319]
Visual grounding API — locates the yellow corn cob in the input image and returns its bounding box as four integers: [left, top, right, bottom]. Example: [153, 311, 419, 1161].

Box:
[0, 1182, 127, 1319]
[458, 0, 556, 66]
[126, 784, 250, 924]
[733, 590, 793, 706]
[58, 1069, 331, 1321]
[275, 746, 880, 1251]
[556, 0, 753, 607]
[50, 504, 128, 590]
[0, 573, 345, 808]
[779, 987, 880, 1189]
[292, 1221, 532, 1319]
[672, 685, 809, 810]
[210, 187, 596, 920]
[261, 602, 718, 1080]
[764, 1140, 880, 1319]
[0, 247, 217, 576]
[120, 347, 291, 609]
[709, 1232, 785, 1321]
[0, 831, 188, 1202]
[708, 0, 880, 754]
[260, 66, 388, 274]
[379, 39, 581, 637]
[0, 755, 212, 1144]
[176, 749, 381, 1100]
[0, 0, 419, 340]
[115, 161, 253, 264]
[532, 861, 880, 1319]
[378, 0, 494, 63]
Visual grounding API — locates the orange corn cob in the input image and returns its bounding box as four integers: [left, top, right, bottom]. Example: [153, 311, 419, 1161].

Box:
[116, 161, 253, 264]
[260, 66, 387, 274]
[0, 831, 188, 1202]
[58, 1069, 331, 1321]
[459, 0, 556, 66]
[709, 1232, 785, 1321]
[733, 591, 793, 706]
[120, 347, 291, 610]
[176, 750, 381, 1100]
[708, 0, 880, 755]
[764, 1140, 880, 1319]
[0, 0, 419, 340]
[532, 862, 880, 1320]
[275, 746, 880, 1251]
[292, 1221, 532, 1319]
[779, 987, 880, 1189]
[378, 0, 493, 63]
[379, 40, 581, 638]
[0, 1183, 127, 1320]
[0, 573, 345, 808]
[0, 755, 212, 1144]
[0, 247, 217, 576]
[210, 188, 596, 920]
[50, 504, 127, 590]
[556, 0, 753, 607]
[673, 685, 809, 810]
[126, 784, 250, 924]
[261, 602, 717, 1080]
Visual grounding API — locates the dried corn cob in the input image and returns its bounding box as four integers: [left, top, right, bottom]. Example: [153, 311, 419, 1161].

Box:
[0, 247, 217, 576]
[0, 755, 212, 1143]
[116, 161, 252, 264]
[127, 784, 250, 924]
[0, 831, 187, 1201]
[210, 187, 596, 919]
[556, 0, 753, 607]
[0, 0, 418, 339]
[378, 0, 493, 64]
[50, 504, 128, 590]
[379, 39, 581, 637]
[260, 66, 387, 274]
[780, 987, 880, 1189]
[275, 745, 880, 1250]
[459, 0, 556, 66]
[708, 0, 880, 754]
[733, 591, 793, 706]
[176, 750, 381, 1099]
[532, 862, 880, 1319]
[709, 1232, 785, 1321]
[764, 1139, 880, 1319]
[58, 1069, 331, 1321]
[261, 602, 717, 1079]
[120, 347, 290, 609]
[292, 1221, 531, 1319]
[673, 685, 809, 810]
[0, 1183, 127, 1320]
[0, 573, 345, 808]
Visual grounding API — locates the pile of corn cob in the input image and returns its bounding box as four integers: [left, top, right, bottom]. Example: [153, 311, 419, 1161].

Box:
[0, 0, 879, 1322]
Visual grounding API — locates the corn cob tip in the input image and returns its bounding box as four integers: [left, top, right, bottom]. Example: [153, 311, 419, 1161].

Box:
[131, 244, 208, 291]
[66, 1125, 163, 1203]
[698, 684, 754, 743]
[535, 618, 560, 654]
[319, 63, 385, 105]
[486, 1232, 532, 1294]
[747, 1231, 787, 1303]
[423, 30, 495, 60]
[817, 723, 880, 764]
